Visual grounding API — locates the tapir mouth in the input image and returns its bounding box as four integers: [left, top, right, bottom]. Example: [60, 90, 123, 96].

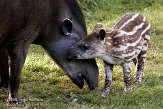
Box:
[70, 72, 96, 90]
[65, 55, 99, 90]
[70, 73, 84, 89]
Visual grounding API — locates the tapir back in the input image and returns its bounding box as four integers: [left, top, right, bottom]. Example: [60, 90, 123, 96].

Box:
[105, 13, 151, 61]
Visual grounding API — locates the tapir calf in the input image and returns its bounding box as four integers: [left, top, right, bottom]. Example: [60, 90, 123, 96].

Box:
[68, 13, 151, 96]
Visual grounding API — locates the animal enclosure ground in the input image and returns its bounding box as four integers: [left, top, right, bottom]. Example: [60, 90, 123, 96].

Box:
[0, 0, 163, 108]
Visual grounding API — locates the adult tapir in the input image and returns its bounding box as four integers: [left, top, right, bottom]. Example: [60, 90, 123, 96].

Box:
[0, 0, 99, 103]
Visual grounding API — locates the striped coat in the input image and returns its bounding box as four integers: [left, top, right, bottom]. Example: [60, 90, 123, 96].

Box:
[104, 13, 150, 62]
[68, 13, 151, 97]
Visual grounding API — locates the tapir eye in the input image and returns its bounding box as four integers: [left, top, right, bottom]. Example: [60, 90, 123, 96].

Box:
[79, 44, 89, 51]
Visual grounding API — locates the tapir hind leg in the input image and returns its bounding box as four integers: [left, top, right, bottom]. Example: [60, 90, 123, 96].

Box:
[135, 33, 150, 84]
[0, 48, 9, 89]
[135, 50, 147, 84]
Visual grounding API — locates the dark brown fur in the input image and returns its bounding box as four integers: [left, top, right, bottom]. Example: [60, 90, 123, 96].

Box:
[0, 48, 9, 89]
[0, 0, 99, 104]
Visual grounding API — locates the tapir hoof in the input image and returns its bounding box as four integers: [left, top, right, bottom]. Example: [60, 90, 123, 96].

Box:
[101, 92, 108, 97]
[7, 97, 26, 105]
[134, 80, 142, 84]
[0, 84, 8, 91]
[124, 86, 132, 92]
[101, 88, 110, 97]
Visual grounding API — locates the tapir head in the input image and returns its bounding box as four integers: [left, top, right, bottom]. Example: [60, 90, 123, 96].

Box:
[68, 23, 118, 60]
[36, 18, 99, 90]
[68, 23, 105, 59]
[68, 29, 106, 59]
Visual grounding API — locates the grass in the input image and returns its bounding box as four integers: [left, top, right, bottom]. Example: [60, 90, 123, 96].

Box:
[1, 0, 163, 108]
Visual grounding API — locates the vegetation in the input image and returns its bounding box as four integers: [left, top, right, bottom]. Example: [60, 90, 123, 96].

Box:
[1, 0, 163, 108]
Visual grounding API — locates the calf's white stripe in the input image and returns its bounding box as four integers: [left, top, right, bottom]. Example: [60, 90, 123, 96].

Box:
[114, 22, 145, 38]
[144, 34, 150, 40]
[119, 13, 139, 29]
[112, 34, 142, 51]
[141, 24, 151, 36]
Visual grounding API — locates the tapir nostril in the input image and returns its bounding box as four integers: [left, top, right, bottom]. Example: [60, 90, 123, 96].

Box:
[72, 54, 80, 59]
[67, 53, 80, 59]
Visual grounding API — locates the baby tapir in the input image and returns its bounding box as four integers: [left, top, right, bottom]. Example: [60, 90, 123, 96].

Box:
[68, 13, 151, 96]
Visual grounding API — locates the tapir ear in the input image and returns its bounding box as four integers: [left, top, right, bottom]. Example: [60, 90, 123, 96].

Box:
[97, 29, 106, 41]
[61, 18, 73, 36]
[93, 23, 103, 32]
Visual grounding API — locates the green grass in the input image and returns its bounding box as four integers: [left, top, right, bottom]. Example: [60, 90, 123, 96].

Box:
[1, 0, 163, 108]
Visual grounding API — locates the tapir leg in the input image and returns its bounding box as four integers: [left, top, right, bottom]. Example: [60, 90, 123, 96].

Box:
[122, 62, 132, 92]
[7, 43, 30, 104]
[6, 29, 39, 104]
[101, 62, 113, 97]
[0, 48, 9, 89]
[135, 50, 147, 84]
[135, 34, 149, 84]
